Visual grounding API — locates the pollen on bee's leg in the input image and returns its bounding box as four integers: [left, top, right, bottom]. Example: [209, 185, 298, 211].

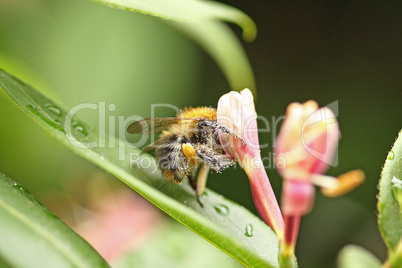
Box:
[321, 169, 365, 198]
[182, 143, 202, 166]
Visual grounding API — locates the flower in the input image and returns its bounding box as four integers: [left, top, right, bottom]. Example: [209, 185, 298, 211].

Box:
[275, 101, 340, 181]
[217, 89, 284, 238]
[275, 100, 365, 260]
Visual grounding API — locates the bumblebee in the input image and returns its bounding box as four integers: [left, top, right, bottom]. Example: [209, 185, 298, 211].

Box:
[127, 107, 242, 205]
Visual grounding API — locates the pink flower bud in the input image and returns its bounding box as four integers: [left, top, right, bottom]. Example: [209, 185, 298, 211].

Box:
[217, 89, 260, 161]
[217, 89, 284, 238]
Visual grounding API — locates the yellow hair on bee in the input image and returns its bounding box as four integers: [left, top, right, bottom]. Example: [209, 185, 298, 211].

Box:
[178, 107, 217, 120]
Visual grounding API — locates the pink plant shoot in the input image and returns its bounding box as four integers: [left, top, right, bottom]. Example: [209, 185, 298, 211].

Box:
[217, 89, 284, 238]
[275, 100, 365, 260]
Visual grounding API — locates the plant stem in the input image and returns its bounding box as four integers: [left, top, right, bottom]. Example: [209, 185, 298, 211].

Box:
[278, 214, 301, 268]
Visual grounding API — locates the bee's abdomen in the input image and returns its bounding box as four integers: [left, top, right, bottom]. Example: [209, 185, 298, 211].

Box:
[155, 134, 191, 183]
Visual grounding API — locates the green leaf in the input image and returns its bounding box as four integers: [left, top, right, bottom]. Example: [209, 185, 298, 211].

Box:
[378, 130, 402, 251]
[337, 245, 382, 268]
[92, 0, 256, 40]
[115, 220, 244, 268]
[174, 20, 255, 93]
[92, 0, 256, 92]
[0, 172, 109, 268]
[0, 70, 281, 267]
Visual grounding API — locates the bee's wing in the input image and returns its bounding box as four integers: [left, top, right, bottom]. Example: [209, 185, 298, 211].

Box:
[127, 117, 200, 135]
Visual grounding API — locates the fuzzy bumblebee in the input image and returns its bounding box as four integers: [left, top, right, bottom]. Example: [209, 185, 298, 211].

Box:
[127, 107, 243, 204]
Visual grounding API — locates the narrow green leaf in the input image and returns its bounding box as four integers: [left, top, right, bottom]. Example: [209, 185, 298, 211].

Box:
[92, 0, 256, 92]
[0, 172, 109, 268]
[174, 20, 255, 92]
[92, 0, 257, 40]
[0, 70, 280, 267]
[337, 245, 382, 268]
[378, 130, 402, 251]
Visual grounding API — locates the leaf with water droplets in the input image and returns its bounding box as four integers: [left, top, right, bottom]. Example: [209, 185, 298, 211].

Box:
[45, 103, 62, 117]
[214, 204, 229, 216]
[378, 129, 402, 252]
[388, 150, 395, 160]
[0, 69, 283, 267]
[245, 224, 254, 237]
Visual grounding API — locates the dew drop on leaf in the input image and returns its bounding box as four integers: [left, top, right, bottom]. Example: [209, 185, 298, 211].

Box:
[387, 150, 395, 160]
[391, 176, 402, 189]
[45, 103, 62, 117]
[12, 182, 36, 202]
[214, 204, 229, 215]
[245, 223, 253, 237]
[72, 121, 88, 137]
[26, 104, 41, 116]
[13, 183, 27, 193]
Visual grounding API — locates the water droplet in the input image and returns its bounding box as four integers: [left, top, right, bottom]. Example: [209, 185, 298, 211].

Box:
[13, 183, 28, 193]
[26, 104, 41, 116]
[214, 204, 229, 215]
[54, 119, 62, 125]
[391, 176, 402, 189]
[26, 104, 64, 132]
[72, 121, 88, 137]
[12, 183, 36, 201]
[388, 150, 395, 160]
[45, 103, 62, 117]
[245, 224, 253, 237]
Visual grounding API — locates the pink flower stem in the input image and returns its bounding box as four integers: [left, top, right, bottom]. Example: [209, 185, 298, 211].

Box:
[244, 158, 284, 239]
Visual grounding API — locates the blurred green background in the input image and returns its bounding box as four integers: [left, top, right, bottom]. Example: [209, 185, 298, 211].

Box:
[0, 0, 401, 267]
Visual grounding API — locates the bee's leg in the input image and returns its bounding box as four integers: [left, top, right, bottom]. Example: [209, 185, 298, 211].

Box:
[188, 173, 197, 192]
[182, 143, 205, 206]
[215, 125, 246, 145]
[188, 173, 203, 207]
[198, 120, 246, 145]
[187, 163, 211, 207]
